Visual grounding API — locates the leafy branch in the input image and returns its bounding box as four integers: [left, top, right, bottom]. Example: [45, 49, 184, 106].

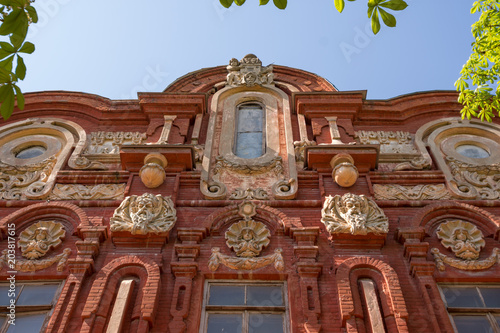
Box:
[0, 0, 36, 120]
[455, 0, 500, 121]
[220, 0, 408, 34]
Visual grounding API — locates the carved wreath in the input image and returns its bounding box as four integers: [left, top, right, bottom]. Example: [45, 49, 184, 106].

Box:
[110, 193, 177, 235]
[321, 193, 388, 235]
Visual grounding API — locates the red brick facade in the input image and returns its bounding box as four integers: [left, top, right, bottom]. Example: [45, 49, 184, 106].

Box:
[0, 55, 499, 333]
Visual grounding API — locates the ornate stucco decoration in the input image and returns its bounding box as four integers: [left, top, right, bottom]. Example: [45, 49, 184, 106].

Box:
[294, 140, 316, 163]
[0, 118, 107, 200]
[208, 201, 284, 271]
[110, 193, 177, 235]
[0, 156, 56, 200]
[321, 194, 389, 235]
[84, 131, 147, 155]
[229, 188, 269, 200]
[373, 184, 451, 200]
[201, 56, 298, 200]
[446, 158, 500, 200]
[408, 118, 500, 198]
[225, 219, 270, 257]
[213, 155, 284, 176]
[48, 184, 126, 200]
[18, 221, 66, 259]
[0, 248, 71, 272]
[431, 220, 499, 271]
[356, 131, 418, 154]
[226, 54, 274, 87]
[0, 221, 71, 272]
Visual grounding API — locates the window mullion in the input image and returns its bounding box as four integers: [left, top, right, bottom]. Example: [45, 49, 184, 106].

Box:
[477, 286, 487, 308]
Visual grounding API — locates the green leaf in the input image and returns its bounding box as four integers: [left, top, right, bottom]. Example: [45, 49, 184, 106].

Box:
[371, 8, 381, 34]
[0, 48, 11, 60]
[26, 5, 38, 23]
[219, 0, 233, 8]
[335, 0, 345, 13]
[0, 84, 15, 120]
[15, 55, 25, 80]
[368, 0, 383, 6]
[379, 0, 408, 11]
[13, 84, 24, 110]
[0, 41, 16, 53]
[273, 0, 287, 9]
[259, 0, 270, 4]
[0, 55, 14, 73]
[367, 5, 375, 18]
[18, 41, 34, 54]
[9, 33, 24, 49]
[234, 0, 246, 5]
[378, 7, 396, 27]
[0, 9, 23, 36]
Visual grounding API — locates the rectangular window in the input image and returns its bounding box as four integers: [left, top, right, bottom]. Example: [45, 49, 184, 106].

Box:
[0, 282, 61, 333]
[439, 285, 500, 333]
[234, 103, 265, 159]
[201, 281, 288, 333]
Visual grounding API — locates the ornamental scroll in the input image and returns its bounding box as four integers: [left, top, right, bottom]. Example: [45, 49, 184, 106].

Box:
[208, 201, 284, 272]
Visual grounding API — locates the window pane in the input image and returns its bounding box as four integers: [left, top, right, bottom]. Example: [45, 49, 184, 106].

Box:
[6, 312, 47, 333]
[442, 287, 483, 308]
[207, 313, 242, 333]
[249, 313, 284, 333]
[209, 285, 245, 305]
[247, 286, 283, 307]
[0, 286, 16, 306]
[452, 315, 493, 333]
[479, 288, 500, 308]
[235, 104, 264, 159]
[17, 284, 59, 306]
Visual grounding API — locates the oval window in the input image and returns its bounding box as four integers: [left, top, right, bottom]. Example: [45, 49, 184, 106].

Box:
[15, 146, 47, 159]
[456, 144, 490, 159]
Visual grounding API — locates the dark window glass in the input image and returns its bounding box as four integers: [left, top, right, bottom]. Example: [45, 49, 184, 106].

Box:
[207, 313, 242, 333]
[15, 146, 46, 159]
[442, 287, 483, 308]
[453, 315, 493, 333]
[249, 313, 284, 333]
[6, 313, 47, 333]
[17, 285, 59, 306]
[209, 285, 245, 306]
[479, 288, 500, 308]
[247, 286, 283, 307]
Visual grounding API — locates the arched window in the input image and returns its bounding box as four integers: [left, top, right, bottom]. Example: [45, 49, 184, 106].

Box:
[234, 103, 265, 159]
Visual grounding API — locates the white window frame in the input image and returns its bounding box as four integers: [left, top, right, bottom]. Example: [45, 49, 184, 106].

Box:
[199, 280, 289, 333]
[438, 284, 500, 333]
[0, 281, 63, 333]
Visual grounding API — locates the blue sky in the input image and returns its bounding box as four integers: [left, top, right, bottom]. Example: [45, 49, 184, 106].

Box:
[20, 0, 477, 100]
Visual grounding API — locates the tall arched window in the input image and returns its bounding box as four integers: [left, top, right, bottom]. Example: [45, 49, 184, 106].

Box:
[234, 103, 265, 159]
